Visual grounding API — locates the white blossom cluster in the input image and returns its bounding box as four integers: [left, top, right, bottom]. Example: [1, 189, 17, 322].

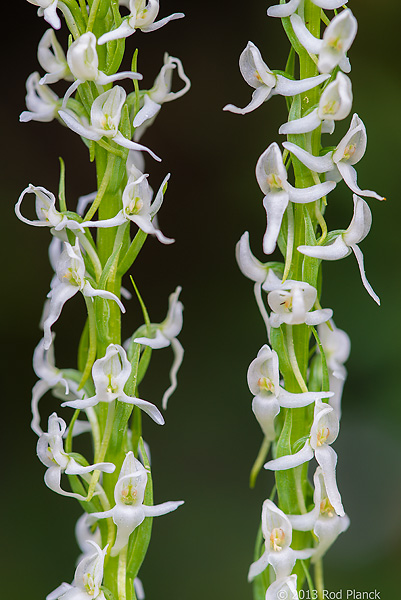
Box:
[19, 1, 189, 597]
[227, 3, 382, 598]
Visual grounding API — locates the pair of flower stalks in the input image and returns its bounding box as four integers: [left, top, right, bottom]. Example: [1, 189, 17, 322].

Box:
[18, 1, 190, 599]
[225, 1, 383, 599]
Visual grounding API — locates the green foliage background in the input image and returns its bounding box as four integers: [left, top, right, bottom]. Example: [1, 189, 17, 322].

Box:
[1, 1, 400, 597]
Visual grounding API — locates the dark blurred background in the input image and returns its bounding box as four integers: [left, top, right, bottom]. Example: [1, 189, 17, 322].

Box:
[2, 1, 401, 598]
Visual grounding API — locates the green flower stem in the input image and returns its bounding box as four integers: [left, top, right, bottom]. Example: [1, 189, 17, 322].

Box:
[88, 401, 116, 500]
[77, 231, 103, 281]
[315, 558, 325, 600]
[117, 546, 128, 600]
[79, 296, 98, 390]
[250, 437, 271, 489]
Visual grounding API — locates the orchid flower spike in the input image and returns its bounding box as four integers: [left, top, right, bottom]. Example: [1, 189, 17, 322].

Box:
[279, 72, 352, 135]
[317, 321, 350, 419]
[61, 344, 164, 424]
[298, 195, 380, 305]
[27, 0, 61, 30]
[42, 239, 125, 350]
[283, 114, 384, 201]
[256, 143, 336, 254]
[89, 451, 184, 556]
[248, 499, 314, 582]
[134, 286, 184, 409]
[265, 399, 345, 517]
[268, 280, 333, 327]
[267, 0, 347, 18]
[248, 345, 333, 441]
[288, 467, 350, 562]
[47, 542, 108, 600]
[20, 71, 59, 123]
[59, 87, 161, 162]
[133, 53, 191, 137]
[83, 165, 173, 244]
[98, 0, 184, 45]
[61, 33, 143, 107]
[38, 29, 73, 85]
[235, 231, 283, 334]
[37, 413, 115, 500]
[266, 576, 299, 600]
[223, 41, 329, 115]
[15, 184, 85, 233]
[291, 9, 357, 74]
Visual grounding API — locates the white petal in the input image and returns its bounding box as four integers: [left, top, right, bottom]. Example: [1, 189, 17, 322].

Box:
[223, 86, 271, 115]
[141, 12, 185, 32]
[43, 283, 78, 349]
[267, 0, 301, 18]
[143, 500, 184, 517]
[113, 131, 161, 162]
[278, 388, 333, 408]
[82, 282, 126, 313]
[248, 549, 270, 581]
[58, 109, 101, 141]
[98, 20, 135, 45]
[313, 0, 348, 9]
[312, 513, 350, 562]
[288, 180, 336, 204]
[290, 14, 323, 55]
[133, 95, 162, 128]
[315, 445, 344, 516]
[279, 108, 321, 135]
[236, 231, 268, 283]
[343, 194, 372, 246]
[274, 73, 329, 96]
[337, 162, 384, 200]
[44, 466, 86, 500]
[282, 142, 334, 173]
[298, 236, 351, 261]
[351, 244, 380, 305]
[304, 308, 333, 326]
[162, 338, 184, 409]
[264, 441, 314, 471]
[262, 191, 289, 254]
[252, 394, 280, 440]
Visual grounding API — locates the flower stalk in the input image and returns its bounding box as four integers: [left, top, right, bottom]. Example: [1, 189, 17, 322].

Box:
[19, 1, 189, 597]
[227, 1, 383, 597]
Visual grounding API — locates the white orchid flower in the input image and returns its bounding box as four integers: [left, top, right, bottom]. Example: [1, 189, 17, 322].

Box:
[98, 0, 184, 45]
[248, 345, 333, 441]
[256, 143, 336, 254]
[15, 184, 85, 233]
[89, 451, 184, 556]
[47, 541, 108, 600]
[62, 344, 164, 424]
[268, 280, 333, 327]
[235, 231, 283, 334]
[248, 500, 314, 582]
[290, 10, 357, 74]
[283, 115, 384, 201]
[134, 287, 184, 409]
[83, 165, 173, 244]
[279, 72, 352, 135]
[43, 239, 125, 350]
[317, 321, 350, 419]
[27, 0, 61, 30]
[266, 575, 299, 600]
[133, 53, 191, 137]
[265, 399, 345, 516]
[267, 0, 347, 18]
[59, 87, 160, 162]
[297, 195, 380, 305]
[30, 335, 90, 436]
[20, 71, 59, 123]
[37, 413, 115, 500]
[288, 467, 350, 562]
[223, 41, 329, 115]
[38, 29, 72, 85]
[61, 33, 142, 107]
